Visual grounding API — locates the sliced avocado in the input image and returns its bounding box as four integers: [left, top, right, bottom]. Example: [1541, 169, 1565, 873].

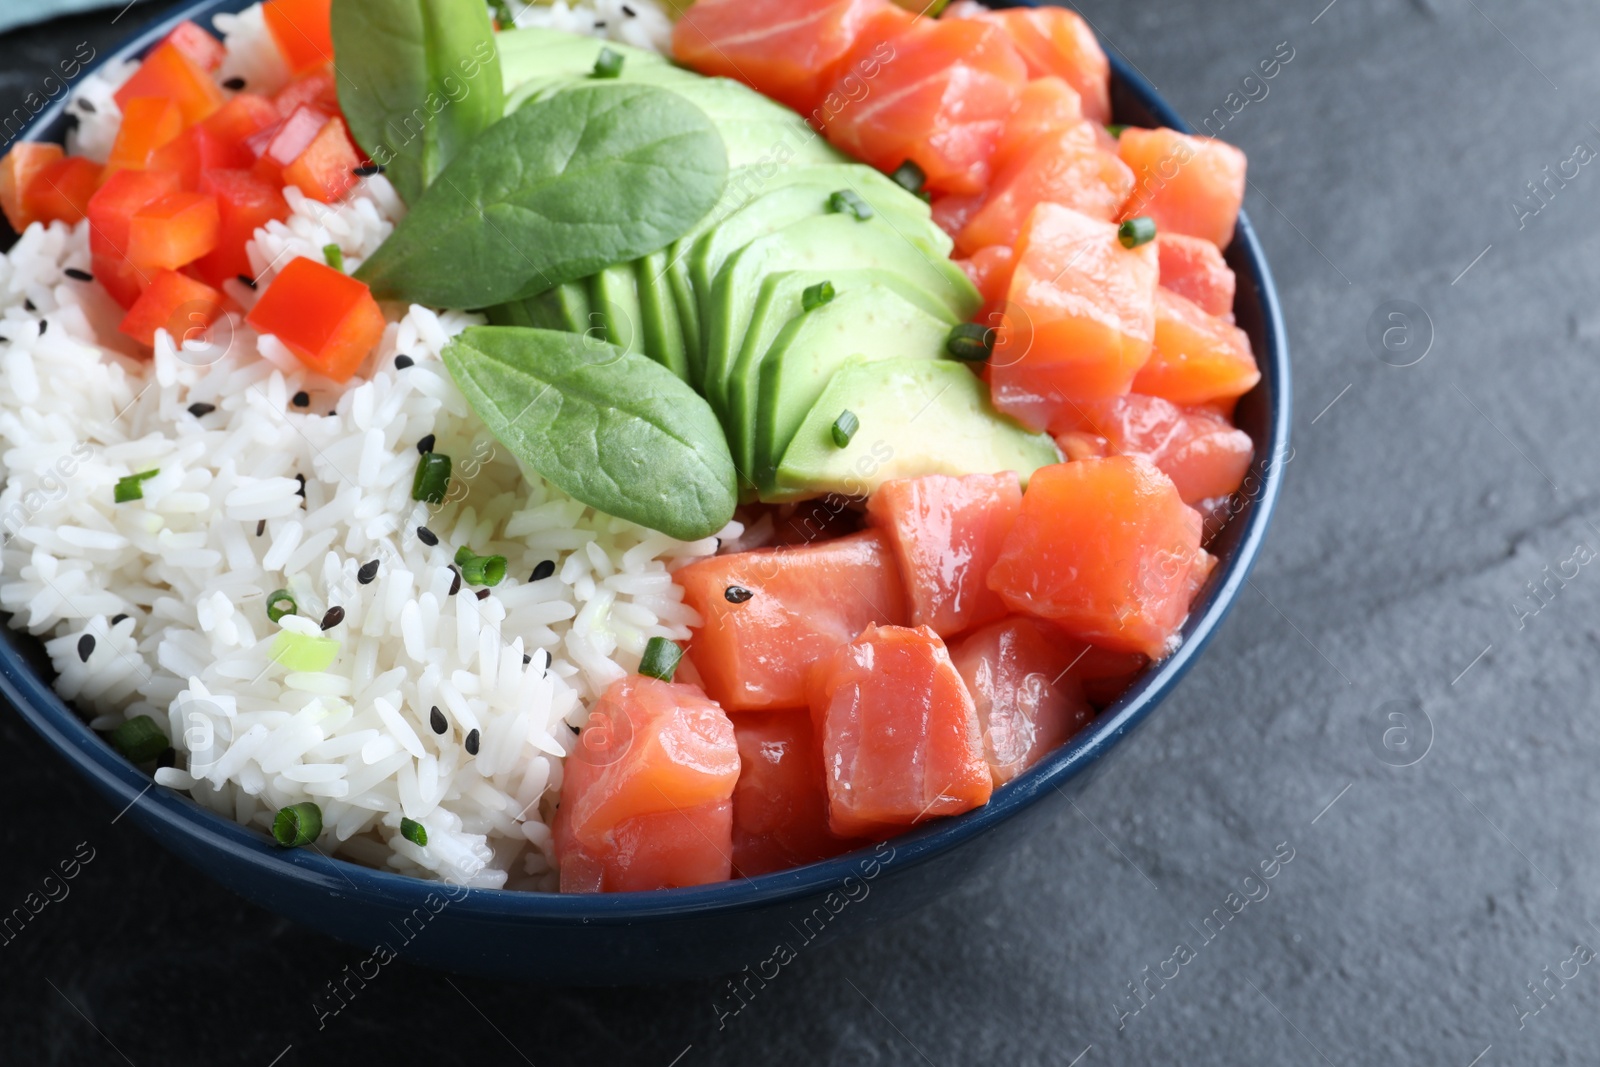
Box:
[635, 251, 689, 381]
[588, 262, 642, 358]
[744, 282, 952, 492]
[498, 28, 668, 101]
[487, 281, 592, 333]
[701, 214, 981, 419]
[666, 161, 939, 384]
[773, 359, 1061, 500]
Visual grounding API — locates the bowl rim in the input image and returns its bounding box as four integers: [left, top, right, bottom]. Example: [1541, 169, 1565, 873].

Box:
[0, 0, 1290, 922]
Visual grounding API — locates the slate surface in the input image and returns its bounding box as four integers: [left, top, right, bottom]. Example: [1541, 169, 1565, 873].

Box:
[5, 1, 1600, 1064]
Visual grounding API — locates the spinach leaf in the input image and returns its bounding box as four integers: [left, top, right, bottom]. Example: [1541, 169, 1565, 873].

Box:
[441, 326, 736, 541]
[355, 84, 728, 309]
[331, 0, 503, 205]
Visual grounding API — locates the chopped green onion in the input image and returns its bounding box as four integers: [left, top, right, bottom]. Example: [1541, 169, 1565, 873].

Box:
[400, 817, 428, 846]
[827, 189, 875, 221]
[272, 802, 322, 847]
[639, 636, 683, 682]
[113, 469, 159, 504]
[412, 452, 451, 504]
[109, 715, 167, 763]
[592, 47, 624, 79]
[890, 160, 926, 196]
[266, 589, 297, 623]
[461, 554, 507, 587]
[454, 545, 475, 568]
[1106, 124, 1128, 138]
[831, 410, 859, 448]
[270, 630, 340, 672]
[488, 0, 513, 26]
[1118, 216, 1157, 249]
[802, 281, 836, 312]
[946, 322, 996, 363]
[322, 243, 344, 272]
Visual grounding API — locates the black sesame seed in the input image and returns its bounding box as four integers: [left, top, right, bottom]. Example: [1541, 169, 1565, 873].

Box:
[622, 3, 636, 14]
[24, 299, 35, 312]
[187, 402, 215, 417]
[447, 567, 462, 596]
[522, 653, 532, 665]
[38, 319, 47, 335]
[475, 587, 490, 601]
[156, 746, 176, 770]
[295, 474, 306, 499]
[464, 729, 481, 756]
[593, 20, 607, 28]
[77, 633, 95, 662]
[80, 100, 96, 114]
[394, 354, 414, 369]
[417, 433, 435, 455]
[320, 606, 345, 630]
[530, 559, 555, 582]
[255, 519, 266, 537]
[429, 706, 447, 734]
[357, 560, 379, 584]
[64, 267, 93, 282]
[724, 585, 754, 604]
[292, 390, 309, 408]
[238, 274, 257, 290]
[353, 163, 383, 177]
[222, 76, 246, 91]
[111, 613, 128, 625]
[417, 526, 438, 546]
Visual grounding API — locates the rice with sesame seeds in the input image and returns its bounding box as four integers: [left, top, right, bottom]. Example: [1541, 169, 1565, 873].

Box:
[0, 4, 721, 891]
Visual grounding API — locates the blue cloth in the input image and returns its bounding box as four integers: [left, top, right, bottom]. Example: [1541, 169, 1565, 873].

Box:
[0, 0, 152, 36]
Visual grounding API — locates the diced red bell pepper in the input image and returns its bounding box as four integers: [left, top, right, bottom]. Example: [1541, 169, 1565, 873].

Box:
[246, 103, 328, 184]
[808, 624, 992, 838]
[127, 191, 220, 271]
[553, 675, 740, 893]
[272, 64, 340, 118]
[20, 156, 101, 226]
[191, 169, 289, 288]
[106, 97, 184, 174]
[93, 252, 149, 310]
[201, 93, 283, 149]
[989, 203, 1159, 430]
[987, 457, 1212, 659]
[0, 143, 64, 231]
[732, 711, 861, 878]
[282, 115, 360, 203]
[262, 0, 335, 76]
[1119, 128, 1248, 250]
[949, 616, 1095, 785]
[161, 19, 226, 73]
[87, 169, 184, 258]
[113, 41, 225, 126]
[866, 472, 1022, 638]
[675, 530, 908, 711]
[149, 124, 257, 190]
[245, 256, 386, 381]
[117, 268, 224, 347]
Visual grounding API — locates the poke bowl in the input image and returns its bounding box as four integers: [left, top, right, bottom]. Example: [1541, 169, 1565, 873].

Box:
[0, 0, 1288, 982]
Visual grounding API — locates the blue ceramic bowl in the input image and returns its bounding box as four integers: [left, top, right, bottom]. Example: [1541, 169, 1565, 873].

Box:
[0, 0, 1289, 983]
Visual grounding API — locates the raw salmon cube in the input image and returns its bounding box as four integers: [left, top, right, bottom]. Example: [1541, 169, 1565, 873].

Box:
[1119, 127, 1247, 249]
[1157, 232, 1236, 320]
[989, 203, 1159, 430]
[732, 711, 860, 877]
[1133, 287, 1260, 406]
[808, 624, 992, 838]
[956, 130, 1134, 254]
[1051, 394, 1254, 505]
[987, 457, 1211, 659]
[950, 4, 1112, 124]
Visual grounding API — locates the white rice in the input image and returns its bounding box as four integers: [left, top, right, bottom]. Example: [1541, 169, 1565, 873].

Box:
[3, 5, 720, 890]
[508, 0, 674, 53]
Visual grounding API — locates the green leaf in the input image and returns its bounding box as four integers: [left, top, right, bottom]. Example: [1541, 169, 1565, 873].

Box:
[441, 326, 736, 541]
[354, 84, 728, 309]
[331, 0, 504, 205]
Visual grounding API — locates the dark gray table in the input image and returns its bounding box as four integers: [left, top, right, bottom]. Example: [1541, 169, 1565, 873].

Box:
[6, 1, 1599, 1063]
